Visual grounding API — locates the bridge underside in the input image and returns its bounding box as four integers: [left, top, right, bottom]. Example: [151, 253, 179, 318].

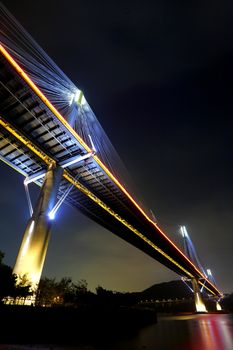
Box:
[0, 48, 220, 297]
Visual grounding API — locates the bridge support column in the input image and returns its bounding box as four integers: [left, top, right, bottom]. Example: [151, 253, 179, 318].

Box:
[216, 301, 222, 311]
[192, 278, 207, 313]
[13, 164, 63, 297]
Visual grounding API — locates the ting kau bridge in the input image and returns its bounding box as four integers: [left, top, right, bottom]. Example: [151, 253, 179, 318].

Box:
[0, 4, 222, 311]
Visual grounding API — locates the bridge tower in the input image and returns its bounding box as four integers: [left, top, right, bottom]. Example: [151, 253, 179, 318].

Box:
[180, 226, 207, 312]
[206, 269, 223, 311]
[191, 278, 207, 313]
[13, 165, 63, 301]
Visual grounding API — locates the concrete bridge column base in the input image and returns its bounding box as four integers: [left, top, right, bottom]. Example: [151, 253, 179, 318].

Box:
[216, 301, 222, 311]
[13, 164, 63, 300]
[192, 278, 207, 313]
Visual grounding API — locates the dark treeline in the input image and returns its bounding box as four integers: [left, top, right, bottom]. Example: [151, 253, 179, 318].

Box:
[35, 277, 138, 308]
[0, 250, 138, 307]
[221, 294, 233, 312]
[0, 251, 32, 302]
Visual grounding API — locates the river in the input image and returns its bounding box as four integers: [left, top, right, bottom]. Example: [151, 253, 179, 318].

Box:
[107, 313, 233, 350]
[1, 313, 233, 350]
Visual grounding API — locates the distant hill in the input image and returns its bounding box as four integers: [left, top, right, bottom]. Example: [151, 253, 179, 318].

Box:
[139, 280, 193, 300]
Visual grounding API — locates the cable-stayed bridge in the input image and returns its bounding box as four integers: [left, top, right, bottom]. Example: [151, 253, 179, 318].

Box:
[0, 4, 221, 309]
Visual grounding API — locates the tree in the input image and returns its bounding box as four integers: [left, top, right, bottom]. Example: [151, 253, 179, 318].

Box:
[0, 251, 4, 264]
[0, 251, 32, 303]
[74, 279, 88, 294]
[0, 251, 18, 301]
[36, 276, 77, 306]
[0, 257, 16, 301]
[36, 277, 58, 306]
[36, 277, 95, 307]
[14, 274, 32, 302]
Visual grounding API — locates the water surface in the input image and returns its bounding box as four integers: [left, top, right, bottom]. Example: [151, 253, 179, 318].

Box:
[1, 313, 233, 350]
[108, 313, 233, 350]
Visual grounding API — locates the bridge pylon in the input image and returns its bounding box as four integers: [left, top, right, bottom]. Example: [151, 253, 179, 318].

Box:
[216, 301, 222, 311]
[13, 164, 63, 302]
[192, 278, 207, 313]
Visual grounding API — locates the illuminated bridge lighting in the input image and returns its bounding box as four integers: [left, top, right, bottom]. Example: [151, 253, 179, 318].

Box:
[195, 292, 207, 313]
[180, 226, 188, 238]
[48, 212, 55, 220]
[69, 88, 86, 106]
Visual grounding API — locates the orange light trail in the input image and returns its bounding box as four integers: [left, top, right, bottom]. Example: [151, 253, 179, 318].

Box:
[0, 43, 221, 296]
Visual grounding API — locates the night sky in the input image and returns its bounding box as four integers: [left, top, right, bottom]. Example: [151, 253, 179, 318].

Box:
[0, 0, 233, 293]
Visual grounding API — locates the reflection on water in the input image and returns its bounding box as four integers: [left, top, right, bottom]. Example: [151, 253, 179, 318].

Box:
[107, 314, 233, 350]
[1, 313, 233, 350]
